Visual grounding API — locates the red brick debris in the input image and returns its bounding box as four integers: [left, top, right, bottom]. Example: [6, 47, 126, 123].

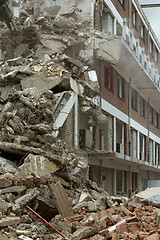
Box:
[66, 203, 160, 239]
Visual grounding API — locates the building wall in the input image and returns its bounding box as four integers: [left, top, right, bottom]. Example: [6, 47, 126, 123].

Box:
[139, 170, 160, 191]
[91, 0, 160, 196]
[103, 167, 113, 195]
[95, 0, 160, 74]
[94, 59, 159, 140]
[89, 165, 100, 185]
[59, 108, 74, 147]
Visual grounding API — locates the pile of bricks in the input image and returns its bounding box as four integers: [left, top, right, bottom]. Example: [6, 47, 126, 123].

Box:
[98, 203, 160, 239]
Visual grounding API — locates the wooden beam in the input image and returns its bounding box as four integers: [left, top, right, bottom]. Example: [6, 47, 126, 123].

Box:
[141, 4, 160, 8]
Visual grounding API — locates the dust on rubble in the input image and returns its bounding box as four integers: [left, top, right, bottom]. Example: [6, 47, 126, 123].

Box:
[0, 1, 159, 240]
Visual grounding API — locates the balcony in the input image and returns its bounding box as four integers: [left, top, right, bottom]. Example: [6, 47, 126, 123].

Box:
[94, 19, 160, 112]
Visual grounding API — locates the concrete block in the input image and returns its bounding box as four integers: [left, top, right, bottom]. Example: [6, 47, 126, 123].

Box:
[71, 226, 93, 240]
[0, 198, 8, 213]
[0, 173, 13, 188]
[0, 216, 21, 227]
[49, 182, 74, 218]
[87, 201, 97, 212]
[18, 154, 59, 178]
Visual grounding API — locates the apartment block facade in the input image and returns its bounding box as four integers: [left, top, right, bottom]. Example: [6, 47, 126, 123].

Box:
[87, 0, 160, 196]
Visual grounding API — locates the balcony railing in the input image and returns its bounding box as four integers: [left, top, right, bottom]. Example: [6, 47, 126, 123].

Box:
[122, 19, 160, 90]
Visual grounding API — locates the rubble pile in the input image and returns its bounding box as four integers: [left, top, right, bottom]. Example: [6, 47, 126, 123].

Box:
[0, 153, 124, 240]
[0, 1, 160, 240]
[0, 164, 159, 240]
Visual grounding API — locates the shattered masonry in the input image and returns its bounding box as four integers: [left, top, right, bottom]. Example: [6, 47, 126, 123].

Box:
[0, 0, 159, 240]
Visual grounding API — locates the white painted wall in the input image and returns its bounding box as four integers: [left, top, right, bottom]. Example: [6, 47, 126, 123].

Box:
[147, 180, 160, 188]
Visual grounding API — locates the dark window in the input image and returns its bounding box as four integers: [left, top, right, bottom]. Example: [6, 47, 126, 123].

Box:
[104, 66, 113, 91]
[155, 111, 159, 128]
[140, 23, 145, 41]
[149, 106, 153, 124]
[140, 97, 145, 117]
[150, 39, 153, 55]
[132, 6, 137, 27]
[132, 88, 138, 111]
[118, 76, 125, 100]
[155, 48, 158, 62]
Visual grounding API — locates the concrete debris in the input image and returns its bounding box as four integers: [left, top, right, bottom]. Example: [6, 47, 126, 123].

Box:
[12, 188, 41, 213]
[49, 182, 74, 218]
[18, 154, 59, 179]
[0, 173, 13, 188]
[0, 166, 158, 240]
[56, 0, 77, 17]
[19, 236, 33, 240]
[0, 216, 21, 227]
[0, 1, 159, 240]
[131, 187, 160, 207]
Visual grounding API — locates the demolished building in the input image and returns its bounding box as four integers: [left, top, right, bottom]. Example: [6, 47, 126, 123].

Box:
[0, 0, 159, 239]
[0, 1, 160, 234]
[0, 0, 160, 198]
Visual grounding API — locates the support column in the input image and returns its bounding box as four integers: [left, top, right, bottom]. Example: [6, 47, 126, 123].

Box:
[142, 135, 145, 161]
[113, 169, 116, 195]
[132, 173, 135, 193]
[122, 170, 125, 193]
[122, 124, 124, 144]
[132, 130, 137, 158]
[113, 117, 116, 152]
[122, 124, 125, 156]
[156, 144, 159, 165]
[129, 168, 132, 198]
[114, 17, 117, 36]
[94, 125, 101, 150]
[137, 172, 140, 192]
[137, 131, 140, 160]
[153, 141, 155, 165]
[106, 116, 113, 151]
[149, 140, 153, 164]
[124, 124, 129, 155]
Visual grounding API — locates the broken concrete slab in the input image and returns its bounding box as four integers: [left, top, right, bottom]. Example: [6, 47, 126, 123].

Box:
[0, 186, 26, 194]
[132, 187, 160, 206]
[79, 192, 92, 203]
[0, 142, 64, 166]
[40, 37, 67, 54]
[1, 65, 33, 81]
[0, 216, 21, 227]
[12, 188, 40, 212]
[21, 74, 62, 92]
[44, 6, 61, 17]
[95, 37, 122, 65]
[71, 226, 93, 240]
[0, 173, 13, 188]
[0, 156, 17, 174]
[56, 0, 77, 17]
[54, 16, 77, 30]
[0, 198, 8, 213]
[18, 154, 59, 179]
[49, 182, 74, 218]
[87, 201, 97, 212]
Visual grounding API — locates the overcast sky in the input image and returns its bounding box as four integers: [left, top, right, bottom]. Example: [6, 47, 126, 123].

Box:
[139, 0, 160, 42]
